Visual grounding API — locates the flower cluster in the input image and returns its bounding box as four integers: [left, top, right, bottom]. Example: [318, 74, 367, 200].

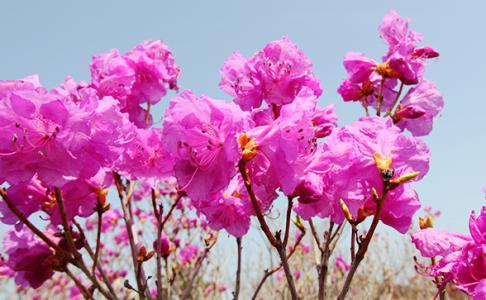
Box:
[412, 201, 486, 299]
[0, 10, 457, 300]
[338, 10, 443, 136]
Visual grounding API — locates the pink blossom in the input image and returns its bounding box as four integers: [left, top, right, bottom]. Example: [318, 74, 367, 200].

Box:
[343, 52, 376, 83]
[335, 255, 351, 272]
[220, 36, 322, 110]
[246, 87, 320, 195]
[395, 80, 444, 136]
[90, 40, 180, 128]
[0, 77, 134, 186]
[115, 127, 173, 187]
[195, 175, 277, 237]
[379, 11, 439, 85]
[295, 116, 429, 233]
[162, 90, 252, 201]
[178, 244, 199, 265]
[412, 207, 486, 298]
[3, 228, 57, 288]
[153, 234, 172, 258]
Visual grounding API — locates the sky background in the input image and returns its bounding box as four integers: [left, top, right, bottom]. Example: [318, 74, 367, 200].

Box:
[0, 1, 485, 238]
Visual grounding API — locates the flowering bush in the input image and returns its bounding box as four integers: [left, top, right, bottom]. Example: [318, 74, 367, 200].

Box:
[0, 9, 480, 300]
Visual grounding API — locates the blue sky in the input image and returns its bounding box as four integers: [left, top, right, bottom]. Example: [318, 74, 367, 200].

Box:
[1, 0, 485, 234]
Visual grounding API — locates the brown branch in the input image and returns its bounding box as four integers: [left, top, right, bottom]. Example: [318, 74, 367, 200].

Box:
[252, 227, 305, 300]
[92, 209, 103, 274]
[54, 187, 80, 259]
[337, 186, 389, 300]
[113, 173, 149, 299]
[0, 188, 70, 258]
[283, 197, 293, 247]
[317, 221, 334, 300]
[308, 219, 323, 252]
[385, 82, 404, 117]
[233, 237, 242, 300]
[376, 77, 386, 116]
[239, 159, 298, 299]
[152, 189, 164, 300]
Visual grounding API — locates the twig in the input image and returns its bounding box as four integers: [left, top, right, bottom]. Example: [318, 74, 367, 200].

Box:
[252, 227, 305, 300]
[337, 186, 389, 300]
[54, 187, 79, 258]
[308, 219, 323, 252]
[92, 208, 103, 274]
[283, 197, 293, 247]
[113, 172, 149, 299]
[350, 224, 357, 261]
[152, 189, 164, 300]
[376, 77, 386, 116]
[238, 160, 298, 299]
[317, 221, 334, 300]
[233, 237, 242, 300]
[0, 188, 70, 258]
[385, 82, 404, 117]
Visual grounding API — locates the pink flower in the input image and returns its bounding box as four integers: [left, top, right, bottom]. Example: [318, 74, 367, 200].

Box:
[295, 116, 429, 233]
[178, 244, 199, 265]
[90, 40, 180, 128]
[219, 52, 263, 111]
[245, 87, 320, 195]
[395, 80, 444, 136]
[412, 207, 486, 298]
[343, 52, 377, 84]
[220, 36, 322, 110]
[0, 77, 133, 186]
[3, 228, 57, 289]
[0, 177, 48, 226]
[195, 175, 277, 237]
[312, 104, 338, 138]
[115, 127, 173, 187]
[162, 90, 252, 201]
[335, 255, 351, 272]
[412, 229, 471, 259]
[153, 234, 172, 258]
[379, 11, 439, 85]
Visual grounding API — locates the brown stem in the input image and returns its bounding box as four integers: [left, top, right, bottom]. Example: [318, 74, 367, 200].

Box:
[233, 237, 242, 300]
[238, 160, 278, 247]
[54, 187, 79, 258]
[337, 187, 388, 300]
[152, 190, 164, 300]
[376, 77, 386, 116]
[350, 224, 357, 262]
[238, 160, 298, 299]
[160, 193, 183, 230]
[113, 173, 148, 299]
[252, 228, 305, 300]
[164, 257, 171, 300]
[73, 256, 117, 300]
[71, 220, 118, 300]
[0, 188, 70, 258]
[308, 219, 323, 252]
[92, 209, 103, 274]
[385, 82, 404, 117]
[361, 96, 369, 116]
[317, 222, 334, 300]
[283, 197, 293, 247]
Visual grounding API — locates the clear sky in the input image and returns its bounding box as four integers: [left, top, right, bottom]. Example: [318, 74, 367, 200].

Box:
[0, 0, 485, 234]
